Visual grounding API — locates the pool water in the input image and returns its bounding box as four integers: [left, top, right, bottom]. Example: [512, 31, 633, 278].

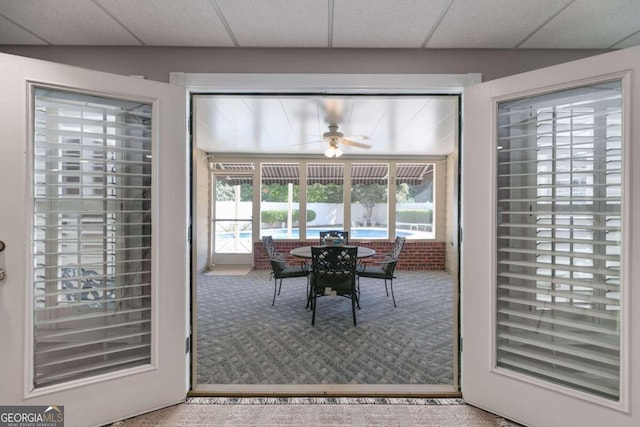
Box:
[215, 227, 432, 246]
[262, 228, 397, 239]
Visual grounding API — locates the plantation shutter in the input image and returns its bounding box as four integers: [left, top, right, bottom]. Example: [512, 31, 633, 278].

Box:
[33, 88, 153, 387]
[495, 80, 622, 400]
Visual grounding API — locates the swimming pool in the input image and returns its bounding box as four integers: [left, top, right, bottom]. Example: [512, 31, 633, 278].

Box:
[216, 227, 432, 240]
[262, 227, 399, 239]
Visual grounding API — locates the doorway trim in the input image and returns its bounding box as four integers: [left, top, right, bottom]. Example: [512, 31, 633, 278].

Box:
[171, 72, 480, 396]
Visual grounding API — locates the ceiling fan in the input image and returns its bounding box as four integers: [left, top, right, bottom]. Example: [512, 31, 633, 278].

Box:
[309, 123, 372, 158]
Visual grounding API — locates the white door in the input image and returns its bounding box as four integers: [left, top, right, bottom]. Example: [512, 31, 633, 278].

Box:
[0, 53, 188, 426]
[462, 46, 640, 426]
[211, 172, 255, 266]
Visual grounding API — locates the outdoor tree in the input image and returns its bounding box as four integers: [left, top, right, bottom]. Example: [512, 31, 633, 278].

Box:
[351, 183, 387, 226]
[215, 179, 253, 201]
[261, 183, 300, 202]
[307, 183, 343, 203]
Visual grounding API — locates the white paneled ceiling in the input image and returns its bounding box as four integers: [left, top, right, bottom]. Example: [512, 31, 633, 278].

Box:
[0, 0, 638, 48]
[195, 96, 458, 156]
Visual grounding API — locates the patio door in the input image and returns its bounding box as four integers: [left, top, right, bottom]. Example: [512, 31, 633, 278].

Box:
[462, 46, 640, 426]
[211, 171, 254, 266]
[0, 53, 188, 426]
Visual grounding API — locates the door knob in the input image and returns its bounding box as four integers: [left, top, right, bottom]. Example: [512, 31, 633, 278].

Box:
[0, 268, 5, 281]
[0, 240, 4, 252]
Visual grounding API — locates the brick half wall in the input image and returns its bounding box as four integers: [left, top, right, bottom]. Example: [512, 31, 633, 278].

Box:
[254, 240, 445, 271]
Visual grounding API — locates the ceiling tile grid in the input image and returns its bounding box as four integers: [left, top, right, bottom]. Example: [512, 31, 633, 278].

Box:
[331, 0, 451, 48]
[215, 0, 329, 47]
[0, 0, 140, 45]
[520, 0, 640, 49]
[0, 13, 46, 45]
[0, 0, 638, 48]
[95, 0, 234, 46]
[425, 0, 574, 48]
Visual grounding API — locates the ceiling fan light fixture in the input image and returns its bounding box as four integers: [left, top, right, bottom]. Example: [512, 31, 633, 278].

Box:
[324, 140, 343, 158]
[324, 145, 337, 158]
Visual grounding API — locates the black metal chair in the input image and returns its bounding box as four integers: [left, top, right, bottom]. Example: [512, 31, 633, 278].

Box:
[310, 245, 358, 325]
[319, 230, 349, 245]
[356, 236, 406, 307]
[262, 236, 310, 306]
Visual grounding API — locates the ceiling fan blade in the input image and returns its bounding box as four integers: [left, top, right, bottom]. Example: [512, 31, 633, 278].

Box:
[341, 138, 372, 149]
[342, 135, 369, 140]
[294, 139, 324, 146]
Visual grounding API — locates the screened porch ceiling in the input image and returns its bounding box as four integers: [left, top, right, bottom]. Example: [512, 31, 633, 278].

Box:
[214, 162, 433, 185]
[196, 95, 458, 157]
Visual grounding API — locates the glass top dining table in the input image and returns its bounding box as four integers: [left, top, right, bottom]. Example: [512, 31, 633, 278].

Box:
[290, 245, 376, 259]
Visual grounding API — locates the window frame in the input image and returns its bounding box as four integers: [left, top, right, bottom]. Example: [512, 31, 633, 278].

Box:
[212, 157, 443, 243]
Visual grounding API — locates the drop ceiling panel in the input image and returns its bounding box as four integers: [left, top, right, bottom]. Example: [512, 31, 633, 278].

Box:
[96, 0, 233, 46]
[332, 0, 449, 48]
[0, 0, 140, 45]
[426, 0, 573, 48]
[216, 0, 327, 47]
[520, 0, 640, 49]
[613, 31, 640, 49]
[0, 14, 46, 45]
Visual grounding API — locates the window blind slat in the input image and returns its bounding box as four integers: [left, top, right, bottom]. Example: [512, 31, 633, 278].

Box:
[35, 331, 151, 355]
[498, 259, 619, 277]
[497, 332, 619, 366]
[498, 283, 619, 306]
[36, 318, 151, 339]
[498, 247, 619, 262]
[33, 87, 153, 388]
[35, 307, 151, 327]
[498, 321, 619, 351]
[498, 296, 619, 321]
[498, 308, 619, 335]
[497, 355, 619, 399]
[497, 79, 623, 402]
[498, 272, 619, 292]
[35, 353, 151, 387]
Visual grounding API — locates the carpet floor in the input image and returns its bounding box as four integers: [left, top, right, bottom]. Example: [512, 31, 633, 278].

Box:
[196, 270, 454, 385]
[112, 398, 510, 426]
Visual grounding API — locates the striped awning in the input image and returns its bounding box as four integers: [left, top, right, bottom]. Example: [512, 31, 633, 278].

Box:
[214, 162, 433, 185]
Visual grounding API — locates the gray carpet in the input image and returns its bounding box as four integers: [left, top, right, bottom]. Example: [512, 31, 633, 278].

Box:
[112, 398, 510, 426]
[196, 270, 454, 385]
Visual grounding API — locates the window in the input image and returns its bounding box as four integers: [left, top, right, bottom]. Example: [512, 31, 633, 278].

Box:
[396, 163, 434, 239]
[260, 163, 299, 239]
[306, 163, 345, 239]
[33, 87, 152, 387]
[241, 160, 438, 242]
[212, 163, 254, 253]
[351, 163, 388, 239]
[496, 81, 622, 400]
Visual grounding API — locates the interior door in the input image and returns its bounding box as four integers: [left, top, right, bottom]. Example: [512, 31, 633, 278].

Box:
[0, 53, 188, 426]
[461, 46, 640, 426]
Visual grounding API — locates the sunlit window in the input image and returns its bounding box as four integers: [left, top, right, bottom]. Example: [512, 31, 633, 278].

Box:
[306, 163, 344, 239]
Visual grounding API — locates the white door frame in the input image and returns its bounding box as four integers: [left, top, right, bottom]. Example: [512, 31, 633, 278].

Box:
[172, 72, 479, 395]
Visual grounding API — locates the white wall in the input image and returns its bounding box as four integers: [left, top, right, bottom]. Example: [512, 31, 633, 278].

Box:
[0, 46, 610, 84]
